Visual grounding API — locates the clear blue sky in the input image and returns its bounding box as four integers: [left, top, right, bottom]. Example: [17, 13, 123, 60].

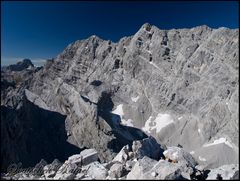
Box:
[1, 1, 239, 66]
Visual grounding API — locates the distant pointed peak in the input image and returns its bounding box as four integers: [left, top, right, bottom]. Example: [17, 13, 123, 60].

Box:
[6, 58, 34, 71]
[88, 35, 102, 41]
[140, 22, 153, 32]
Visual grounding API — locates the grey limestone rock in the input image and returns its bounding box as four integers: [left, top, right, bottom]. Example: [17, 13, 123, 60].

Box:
[163, 146, 197, 168]
[83, 161, 108, 180]
[108, 162, 125, 178]
[132, 136, 164, 160]
[126, 156, 158, 179]
[206, 164, 239, 180]
[1, 23, 239, 173]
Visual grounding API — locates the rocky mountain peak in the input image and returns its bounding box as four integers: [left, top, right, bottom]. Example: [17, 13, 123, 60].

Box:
[1, 23, 239, 179]
[5, 58, 34, 72]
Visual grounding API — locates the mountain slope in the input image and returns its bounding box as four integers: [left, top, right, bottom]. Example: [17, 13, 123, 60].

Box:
[1, 23, 239, 171]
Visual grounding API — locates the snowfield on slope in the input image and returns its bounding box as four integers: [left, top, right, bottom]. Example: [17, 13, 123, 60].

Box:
[142, 113, 174, 133]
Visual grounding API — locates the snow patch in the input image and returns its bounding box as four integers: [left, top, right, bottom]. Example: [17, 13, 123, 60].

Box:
[199, 156, 207, 162]
[142, 113, 174, 133]
[190, 151, 195, 155]
[122, 119, 134, 127]
[111, 104, 134, 127]
[178, 116, 183, 120]
[112, 104, 124, 118]
[131, 96, 139, 102]
[203, 137, 233, 148]
[198, 129, 201, 133]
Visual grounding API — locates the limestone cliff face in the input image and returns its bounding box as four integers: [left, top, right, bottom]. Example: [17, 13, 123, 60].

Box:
[1, 23, 239, 170]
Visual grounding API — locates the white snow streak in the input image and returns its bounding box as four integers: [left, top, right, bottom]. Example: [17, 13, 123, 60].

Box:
[203, 137, 233, 148]
[190, 151, 195, 155]
[178, 116, 183, 120]
[122, 119, 134, 127]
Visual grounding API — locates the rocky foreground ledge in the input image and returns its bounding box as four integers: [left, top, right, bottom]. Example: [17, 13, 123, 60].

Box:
[1, 137, 239, 180]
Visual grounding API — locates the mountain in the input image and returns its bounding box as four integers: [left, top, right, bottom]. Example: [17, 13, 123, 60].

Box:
[1, 23, 239, 178]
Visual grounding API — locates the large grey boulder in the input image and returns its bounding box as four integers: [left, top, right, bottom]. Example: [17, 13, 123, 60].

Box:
[78, 148, 99, 166]
[126, 156, 158, 179]
[163, 146, 197, 167]
[53, 160, 80, 180]
[193, 138, 239, 169]
[108, 162, 125, 178]
[206, 164, 239, 180]
[112, 145, 130, 163]
[148, 160, 183, 180]
[132, 136, 164, 160]
[83, 161, 108, 179]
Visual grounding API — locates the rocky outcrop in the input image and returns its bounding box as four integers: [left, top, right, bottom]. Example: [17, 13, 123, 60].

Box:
[1, 23, 239, 174]
[2, 145, 237, 180]
[132, 136, 165, 160]
[0, 93, 81, 171]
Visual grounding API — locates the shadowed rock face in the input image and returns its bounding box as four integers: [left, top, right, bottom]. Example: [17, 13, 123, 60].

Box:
[1, 95, 81, 171]
[1, 23, 239, 170]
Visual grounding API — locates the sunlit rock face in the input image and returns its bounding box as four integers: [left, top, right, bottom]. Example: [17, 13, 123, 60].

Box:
[1, 23, 238, 171]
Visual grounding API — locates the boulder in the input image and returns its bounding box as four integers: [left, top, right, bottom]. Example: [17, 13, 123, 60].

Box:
[79, 148, 99, 166]
[132, 136, 164, 160]
[126, 156, 158, 179]
[147, 160, 185, 180]
[109, 162, 124, 178]
[206, 164, 239, 180]
[68, 154, 83, 165]
[163, 146, 197, 167]
[53, 160, 80, 179]
[193, 142, 238, 169]
[112, 145, 130, 163]
[84, 161, 108, 179]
